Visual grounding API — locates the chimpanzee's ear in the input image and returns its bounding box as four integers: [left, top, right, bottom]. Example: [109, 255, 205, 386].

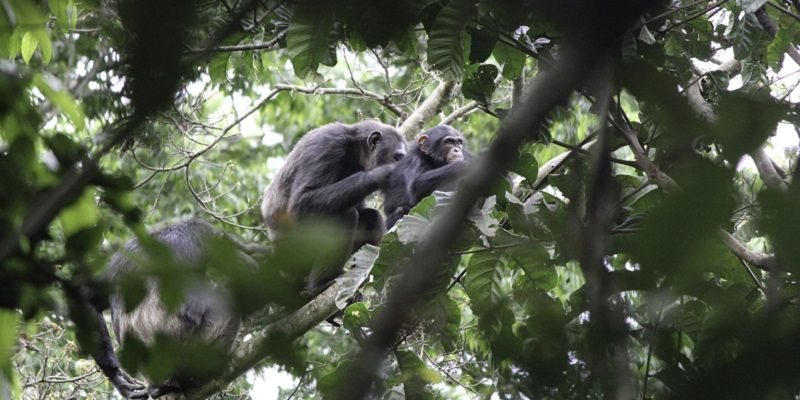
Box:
[368, 131, 382, 148]
[417, 135, 429, 152]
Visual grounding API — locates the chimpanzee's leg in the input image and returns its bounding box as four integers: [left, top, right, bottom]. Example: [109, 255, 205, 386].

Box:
[354, 207, 386, 248]
[303, 208, 359, 298]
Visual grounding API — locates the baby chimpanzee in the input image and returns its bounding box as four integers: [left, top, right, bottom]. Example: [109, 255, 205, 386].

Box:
[384, 125, 471, 227]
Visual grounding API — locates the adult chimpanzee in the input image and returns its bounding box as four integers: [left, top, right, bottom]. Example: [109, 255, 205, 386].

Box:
[384, 125, 471, 228]
[92, 218, 255, 399]
[261, 120, 406, 296]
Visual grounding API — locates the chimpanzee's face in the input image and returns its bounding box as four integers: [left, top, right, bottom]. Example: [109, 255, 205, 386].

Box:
[418, 125, 467, 166]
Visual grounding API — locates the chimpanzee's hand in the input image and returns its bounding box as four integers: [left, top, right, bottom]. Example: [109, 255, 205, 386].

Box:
[109, 370, 149, 399]
[450, 160, 470, 175]
[368, 163, 397, 183]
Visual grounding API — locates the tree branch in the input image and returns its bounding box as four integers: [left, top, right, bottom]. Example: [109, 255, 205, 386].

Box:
[610, 110, 776, 271]
[188, 248, 376, 399]
[684, 72, 788, 191]
[440, 101, 479, 125]
[397, 80, 457, 139]
[187, 29, 286, 53]
[274, 84, 404, 117]
[756, 6, 800, 66]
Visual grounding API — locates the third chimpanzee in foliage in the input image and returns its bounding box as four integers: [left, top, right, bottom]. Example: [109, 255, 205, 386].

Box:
[261, 120, 406, 296]
[384, 125, 471, 228]
[93, 218, 255, 399]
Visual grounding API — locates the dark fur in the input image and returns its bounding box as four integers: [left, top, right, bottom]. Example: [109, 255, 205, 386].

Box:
[384, 125, 471, 228]
[96, 218, 254, 398]
[261, 120, 406, 295]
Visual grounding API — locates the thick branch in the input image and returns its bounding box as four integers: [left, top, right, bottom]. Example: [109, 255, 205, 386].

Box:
[397, 80, 457, 139]
[441, 101, 479, 125]
[612, 115, 776, 271]
[684, 71, 788, 191]
[188, 252, 374, 399]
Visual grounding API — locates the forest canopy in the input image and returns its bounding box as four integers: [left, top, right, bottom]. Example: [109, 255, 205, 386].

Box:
[2, 0, 800, 399]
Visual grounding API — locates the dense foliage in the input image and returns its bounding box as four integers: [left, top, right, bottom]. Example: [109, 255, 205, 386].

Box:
[2, 0, 800, 399]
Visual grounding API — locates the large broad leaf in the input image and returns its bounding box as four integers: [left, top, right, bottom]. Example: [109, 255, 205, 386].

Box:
[739, 0, 768, 13]
[461, 63, 497, 106]
[732, 13, 762, 60]
[57, 187, 98, 237]
[464, 252, 504, 312]
[713, 91, 788, 161]
[766, 13, 800, 71]
[317, 360, 354, 398]
[335, 244, 379, 309]
[492, 42, 525, 79]
[426, 0, 476, 80]
[427, 295, 462, 352]
[49, 0, 78, 30]
[287, 5, 336, 79]
[396, 350, 443, 398]
[510, 152, 538, 183]
[33, 73, 85, 130]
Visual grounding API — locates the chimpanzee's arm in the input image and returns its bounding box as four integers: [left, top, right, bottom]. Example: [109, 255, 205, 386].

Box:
[294, 164, 393, 215]
[411, 162, 467, 201]
[90, 306, 149, 399]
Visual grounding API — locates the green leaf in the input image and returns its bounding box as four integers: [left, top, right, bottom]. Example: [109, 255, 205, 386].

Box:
[509, 244, 556, 291]
[634, 161, 735, 280]
[0, 309, 18, 381]
[57, 188, 98, 237]
[33, 73, 86, 130]
[492, 42, 525, 79]
[33, 29, 51, 63]
[464, 252, 504, 311]
[317, 360, 353, 398]
[392, 27, 419, 58]
[209, 53, 229, 83]
[65, 225, 104, 260]
[396, 350, 442, 398]
[49, 0, 68, 28]
[468, 28, 496, 63]
[427, 295, 461, 352]
[20, 30, 37, 64]
[336, 245, 380, 309]
[461, 63, 497, 106]
[426, 0, 476, 80]
[343, 302, 371, 335]
[396, 214, 431, 245]
[510, 152, 538, 183]
[739, 0, 768, 13]
[469, 195, 499, 237]
[766, 14, 800, 71]
[287, 5, 336, 79]
[732, 14, 762, 60]
[713, 91, 788, 161]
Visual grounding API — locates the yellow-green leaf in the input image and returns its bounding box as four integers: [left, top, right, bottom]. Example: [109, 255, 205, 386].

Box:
[33, 29, 51, 63]
[33, 73, 86, 130]
[58, 188, 98, 237]
[20, 30, 37, 64]
[0, 309, 19, 381]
